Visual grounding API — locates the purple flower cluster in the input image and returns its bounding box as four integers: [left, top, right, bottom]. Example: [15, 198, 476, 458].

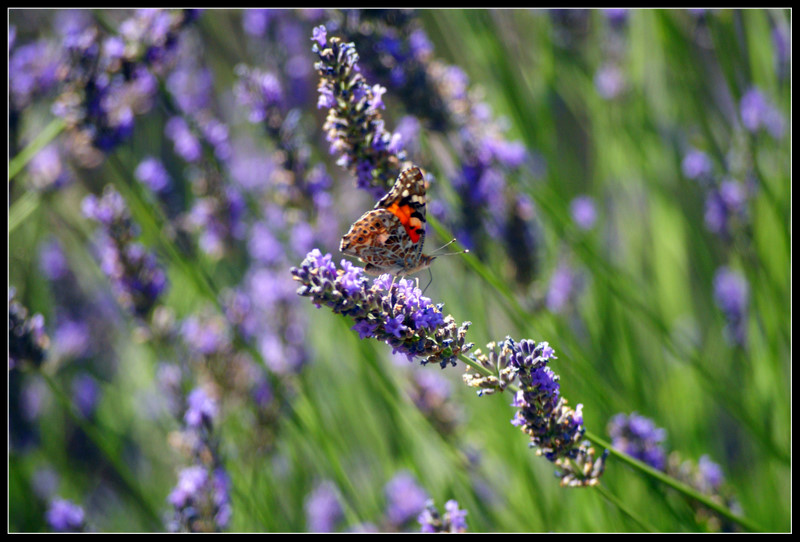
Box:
[168, 465, 232, 532]
[418, 499, 468, 533]
[384, 471, 430, 528]
[464, 337, 606, 487]
[739, 87, 785, 140]
[234, 64, 285, 130]
[546, 260, 586, 314]
[291, 249, 473, 368]
[570, 195, 598, 231]
[312, 28, 409, 197]
[682, 148, 714, 183]
[304, 480, 344, 532]
[704, 179, 748, 239]
[607, 411, 668, 471]
[712, 266, 749, 346]
[167, 386, 232, 532]
[9, 287, 50, 370]
[46, 497, 86, 532]
[82, 185, 168, 319]
[51, 10, 198, 167]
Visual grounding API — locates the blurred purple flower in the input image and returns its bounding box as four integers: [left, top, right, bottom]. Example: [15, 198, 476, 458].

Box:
[570, 195, 597, 230]
[607, 412, 667, 471]
[418, 499, 468, 533]
[740, 87, 785, 139]
[39, 237, 69, 281]
[71, 374, 101, 418]
[594, 63, 625, 100]
[713, 266, 748, 346]
[165, 116, 202, 162]
[184, 387, 218, 429]
[9, 288, 49, 370]
[304, 481, 343, 532]
[546, 262, 584, 313]
[46, 498, 85, 532]
[681, 148, 713, 181]
[27, 144, 71, 191]
[384, 471, 429, 527]
[53, 319, 91, 360]
[135, 157, 172, 193]
[704, 179, 747, 237]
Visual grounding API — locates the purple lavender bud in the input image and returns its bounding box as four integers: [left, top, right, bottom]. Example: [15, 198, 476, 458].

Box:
[608, 412, 667, 471]
[697, 454, 725, 493]
[704, 180, 747, 237]
[165, 116, 202, 162]
[313, 35, 407, 195]
[594, 63, 625, 100]
[570, 195, 597, 230]
[27, 144, 71, 191]
[84, 186, 168, 318]
[169, 465, 208, 508]
[53, 319, 91, 360]
[682, 148, 714, 181]
[38, 237, 69, 281]
[71, 374, 101, 418]
[311, 25, 327, 47]
[184, 387, 218, 429]
[46, 498, 85, 532]
[384, 471, 429, 527]
[418, 499, 468, 533]
[304, 481, 343, 532]
[9, 288, 50, 369]
[242, 9, 273, 36]
[546, 262, 584, 313]
[740, 87, 785, 139]
[712, 266, 749, 346]
[134, 157, 172, 193]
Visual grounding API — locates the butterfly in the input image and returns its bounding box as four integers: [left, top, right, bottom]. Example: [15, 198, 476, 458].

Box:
[340, 166, 435, 276]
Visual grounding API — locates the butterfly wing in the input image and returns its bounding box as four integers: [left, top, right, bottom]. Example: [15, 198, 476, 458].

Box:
[340, 167, 434, 275]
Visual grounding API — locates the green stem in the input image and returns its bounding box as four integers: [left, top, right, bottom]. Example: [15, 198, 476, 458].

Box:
[9, 190, 42, 233]
[593, 483, 657, 532]
[8, 117, 66, 182]
[37, 370, 163, 530]
[584, 432, 763, 533]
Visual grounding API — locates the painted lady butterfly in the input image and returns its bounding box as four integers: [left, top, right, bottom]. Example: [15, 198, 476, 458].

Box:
[340, 166, 435, 276]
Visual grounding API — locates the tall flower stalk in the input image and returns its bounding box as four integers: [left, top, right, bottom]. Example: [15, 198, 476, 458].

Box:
[312, 27, 408, 197]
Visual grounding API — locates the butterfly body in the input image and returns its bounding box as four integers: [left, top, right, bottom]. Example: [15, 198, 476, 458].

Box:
[340, 167, 435, 276]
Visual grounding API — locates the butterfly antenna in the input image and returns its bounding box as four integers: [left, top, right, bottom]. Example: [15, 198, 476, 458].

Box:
[422, 267, 434, 295]
[432, 238, 470, 257]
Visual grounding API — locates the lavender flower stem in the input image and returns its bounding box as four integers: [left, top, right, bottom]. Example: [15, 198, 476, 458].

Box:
[9, 190, 42, 233]
[585, 432, 762, 532]
[37, 371, 162, 529]
[103, 155, 291, 405]
[459, 352, 758, 531]
[9, 117, 66, 181]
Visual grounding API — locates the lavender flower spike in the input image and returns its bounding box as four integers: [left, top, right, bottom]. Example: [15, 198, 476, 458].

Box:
[82, 185, 168, 319]
[464, 337, 607, 487]
[291, 249, 472, 368]
[312, 31, 408, 196]
[418, 499, 468, 533]
[9, 287, 50, 370]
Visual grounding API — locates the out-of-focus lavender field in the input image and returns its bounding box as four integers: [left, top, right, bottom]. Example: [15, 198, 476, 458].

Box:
[8, 9, 790, 532]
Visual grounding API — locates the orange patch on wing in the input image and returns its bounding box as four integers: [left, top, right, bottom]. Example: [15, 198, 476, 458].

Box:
[386, 202, 422, 243]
